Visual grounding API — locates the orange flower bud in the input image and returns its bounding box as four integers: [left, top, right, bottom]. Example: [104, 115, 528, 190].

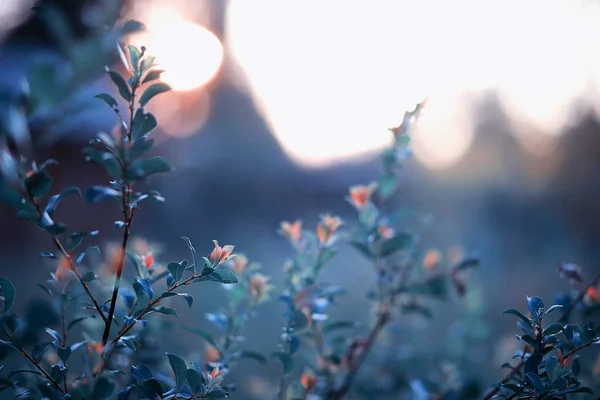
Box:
[209, 240, 235, 267]
[206, 345, 221, 363]
[232, 254, 248, 274]
[280, 220, 303, 243]
[141, 253, 154, 270]
[316, 214, 342, 245]
[587, 286, 600, 303]
[348, 182, 377, 209]
[378, 224, 395, 239]
[423, 249, 442, 271]
[250, 274, 270, 302]
[300, 369, 317, 391]
[54, 256, 72, 282]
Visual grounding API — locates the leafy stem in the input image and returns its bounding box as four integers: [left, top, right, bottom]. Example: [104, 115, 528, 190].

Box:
[30, 198, 108, 325]
[0, 326, 67, 395]
[101, 82, 139, 346]
[95, 265, 213, 374]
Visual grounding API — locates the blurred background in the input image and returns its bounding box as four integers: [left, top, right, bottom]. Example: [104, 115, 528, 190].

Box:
[1, 0, 600, 398]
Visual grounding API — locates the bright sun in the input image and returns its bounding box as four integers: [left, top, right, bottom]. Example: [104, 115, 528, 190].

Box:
[129, 10, 223, 91]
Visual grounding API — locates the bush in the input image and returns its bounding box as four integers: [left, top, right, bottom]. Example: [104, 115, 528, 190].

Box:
[0, 36, 599, 400]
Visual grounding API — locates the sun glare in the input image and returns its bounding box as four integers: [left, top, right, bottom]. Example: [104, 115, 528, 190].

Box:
[226, 0, 600, 170]
[129, 9, 223, 91]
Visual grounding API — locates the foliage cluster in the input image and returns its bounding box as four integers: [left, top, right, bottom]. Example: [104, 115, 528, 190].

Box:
[0, 16, 599, 400]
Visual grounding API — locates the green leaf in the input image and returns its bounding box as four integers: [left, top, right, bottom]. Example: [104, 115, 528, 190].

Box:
[85, 186, 121, 204]
[127, 45, 141, 72]
[349, 240, 373, 259]
[141, 378, 163, 396]
[167, 262, 185, 282]
[314, 248, 336, 273]
[166, 353, 188, 389]
[129, 137, 155, 159]
[149, 307, 177, 316]
[140, 82, 171, 107]
[131, 109, 157, 140]
[186, 368, 204, 394]
[67, 232, 85, 251]
[32, 342, 53, 360]
[142, 69, 164, 84]
[91, 376, 116, 400]
[81, 271, 97, 283]
[323, 320, 359, 334]
[0, 185, 36, 214]
[57, 346, 71, 362]
[0, 339, 18, 352]
[160, 292, 194, 308]
[289, 310, 309, 331]
[140, 56, 156, 75]
[524, 352, 542, 375]
[378, 172, 397, 198]
[68, 316, 92, 330]
[379, 233, 413, 257]
[126, 156, 171, 180]
[45, 187, 81, 218]
[139, 82, 171, 106]
[108, 70, 132, 102]
[95, 93, 119, 113]
[271, 351, 295, 375]
[25, 170, 53, 199]
[197, 269, 238, 284]
[543, 323, 563, 337]
[503, 308, 532, 327]
[526, 296, 544, 324]
[0, 277, 16, 313]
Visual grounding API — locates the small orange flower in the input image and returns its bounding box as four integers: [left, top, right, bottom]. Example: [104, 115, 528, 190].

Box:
[100, 244, 122, 275]
[205, 344, 221, 364]
[54, 256, 72, 282]
[586, 286, 600, 303]
[280, 220, 303, 243]
[232, 254, 248, 274]
[209, 240, 235, 267]
[87, 341, 104, 355]
[300, 369, 317, 391]
[378, 224, 395, 239]
[210, 366, 224, 379]
[348, 182, 377, 209]
[316, 214, 343, 245]
[250, 273, 271, 302]
[423, 250, 442, 271]
[140, 253, 154, 270]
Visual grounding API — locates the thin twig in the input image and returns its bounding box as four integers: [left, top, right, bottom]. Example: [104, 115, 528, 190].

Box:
[100, 206, 133, 345]
[60, 298, 68, 392]
[101, 82, 139, 346]
[1, 326, 67, 394]
[95, 267, 209, 374]
[328, 307, 390, 400]
[30, 198, 108, 324]
[312, 323, 334, 392]
[559, 272, 600, 323]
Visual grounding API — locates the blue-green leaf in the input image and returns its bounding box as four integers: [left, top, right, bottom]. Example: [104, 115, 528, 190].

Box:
[95, 93, 120, 114]
[166, 353, 187, 389]
[0, 277, 16, 313]
[107, 70, 132, 102]
[139, 82, 171, 106]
